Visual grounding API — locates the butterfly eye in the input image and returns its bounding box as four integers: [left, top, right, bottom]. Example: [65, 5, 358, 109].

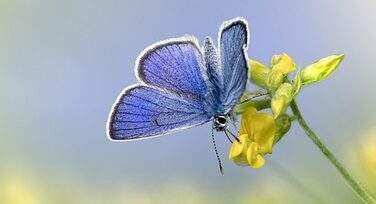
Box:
[216, 116, 227, 126]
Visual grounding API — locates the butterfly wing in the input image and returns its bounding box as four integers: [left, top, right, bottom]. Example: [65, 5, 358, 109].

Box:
[203, 37, 222, 109]
[108, 85, 211, 140]
[108, 36, 214, 140]
[137, 36, 209, 99]
[218, 18, 249, 113]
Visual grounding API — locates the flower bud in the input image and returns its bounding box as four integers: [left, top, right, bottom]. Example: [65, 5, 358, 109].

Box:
[271, 83, 293, 118]
[266, 70, 284, 94]
[271, 96, 287, 119]
[248, 59, 270, 88]
[301, 54, 345, 85]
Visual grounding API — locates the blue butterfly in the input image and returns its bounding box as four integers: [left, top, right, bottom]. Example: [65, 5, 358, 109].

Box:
[107, 18, 249, 143]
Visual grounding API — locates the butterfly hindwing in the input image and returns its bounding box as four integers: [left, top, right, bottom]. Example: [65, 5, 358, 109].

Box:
[203, 37, 222, 108]
[108, 85, 211, 140]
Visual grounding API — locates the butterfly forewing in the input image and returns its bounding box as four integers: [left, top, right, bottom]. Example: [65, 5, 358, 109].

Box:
[137, 36, 209, 98]
[219, 18, 249, 112]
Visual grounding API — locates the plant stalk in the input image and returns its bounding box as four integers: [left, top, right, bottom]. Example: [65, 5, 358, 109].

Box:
[290, 99, 376, 204]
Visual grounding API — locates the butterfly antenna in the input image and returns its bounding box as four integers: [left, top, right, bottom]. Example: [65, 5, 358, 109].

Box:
[212, 126, 224, 175]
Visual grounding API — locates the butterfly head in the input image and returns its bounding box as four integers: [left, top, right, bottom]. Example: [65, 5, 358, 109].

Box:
[214, 115, 231, 132]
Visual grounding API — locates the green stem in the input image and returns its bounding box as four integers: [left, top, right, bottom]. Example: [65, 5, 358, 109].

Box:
[290, 99, 376, 204]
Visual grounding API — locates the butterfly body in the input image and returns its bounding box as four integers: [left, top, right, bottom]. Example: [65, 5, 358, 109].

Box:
[107, 18, 249, 141]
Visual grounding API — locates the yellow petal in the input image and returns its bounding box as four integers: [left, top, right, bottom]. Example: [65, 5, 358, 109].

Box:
[271, 53, 296, 74]
[240, 107, 257, 135]
[228, 134, 247, 159]
[229, 134, 250, 166]
[233, 156, 250, 166]
[249, 112, 276, 154]
[246, 142, 265, 168]
[249, 59, 270, 88]
[231, 149, 249, 166]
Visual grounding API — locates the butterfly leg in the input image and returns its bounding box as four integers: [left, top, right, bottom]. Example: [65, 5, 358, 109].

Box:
[239, 92, 269, 104]
[224, 130, 233, 143]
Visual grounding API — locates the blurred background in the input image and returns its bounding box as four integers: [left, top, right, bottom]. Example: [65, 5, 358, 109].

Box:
[1, 0, 376, 203]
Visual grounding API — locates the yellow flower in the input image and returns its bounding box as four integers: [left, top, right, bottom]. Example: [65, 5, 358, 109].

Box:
[266, 53, 296, 93]
[229, 107, 276, 168]
[249, 59, 270, 88]
[249, 53, 296, 91]
[270, 53, 296, 74]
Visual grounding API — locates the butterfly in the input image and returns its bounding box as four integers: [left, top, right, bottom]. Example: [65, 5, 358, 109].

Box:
[107, 17, 249, 143]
